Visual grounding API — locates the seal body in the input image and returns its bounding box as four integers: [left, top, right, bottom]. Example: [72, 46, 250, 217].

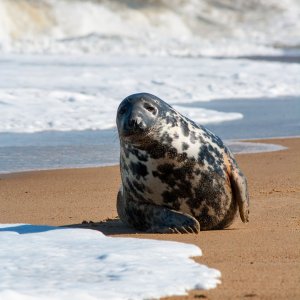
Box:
[116, 93, 249, 233]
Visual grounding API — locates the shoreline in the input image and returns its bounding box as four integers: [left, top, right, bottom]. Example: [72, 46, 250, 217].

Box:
[1, 137, 299, 299]
[1, 94, 300, 174]
[1, 136, 297, 176]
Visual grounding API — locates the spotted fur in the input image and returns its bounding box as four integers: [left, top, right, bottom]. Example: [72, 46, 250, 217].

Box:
[116, 93, 249, 233]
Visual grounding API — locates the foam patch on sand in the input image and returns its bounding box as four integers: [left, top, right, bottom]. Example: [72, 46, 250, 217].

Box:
[0, 224, 221, 300]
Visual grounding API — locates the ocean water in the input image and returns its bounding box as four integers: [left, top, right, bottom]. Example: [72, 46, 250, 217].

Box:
[186, 96, 300, 140]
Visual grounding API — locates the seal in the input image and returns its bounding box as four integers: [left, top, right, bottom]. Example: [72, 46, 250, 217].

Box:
[116, 93, 249, 233]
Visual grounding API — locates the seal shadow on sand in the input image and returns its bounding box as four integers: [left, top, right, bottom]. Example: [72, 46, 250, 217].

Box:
[0, 221, 239, 236]
[65, 218, 140, 235]
[65, 218, 240, 235]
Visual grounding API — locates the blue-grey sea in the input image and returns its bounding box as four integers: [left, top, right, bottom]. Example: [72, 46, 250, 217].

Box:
[1, 96, 299, 174]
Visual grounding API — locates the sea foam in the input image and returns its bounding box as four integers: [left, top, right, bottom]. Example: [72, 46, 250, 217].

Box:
[0, 224, 221, 300]
[0, 0, 300, 57]
[1, 55, 300, 134]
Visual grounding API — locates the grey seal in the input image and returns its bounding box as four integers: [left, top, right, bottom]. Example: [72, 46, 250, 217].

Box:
[116, 93, 249, 233]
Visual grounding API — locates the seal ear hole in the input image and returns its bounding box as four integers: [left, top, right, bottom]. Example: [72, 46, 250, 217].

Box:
[144, 103, 156, 114]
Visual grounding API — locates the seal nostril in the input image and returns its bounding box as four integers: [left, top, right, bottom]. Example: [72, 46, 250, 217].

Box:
[128, 119, 135, 128]
[128, 118, 145, 131]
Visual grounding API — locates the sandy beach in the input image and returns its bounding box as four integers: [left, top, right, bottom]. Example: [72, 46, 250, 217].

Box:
[1, 137, 299, 299]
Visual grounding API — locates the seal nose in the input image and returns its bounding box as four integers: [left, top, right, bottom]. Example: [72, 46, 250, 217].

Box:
[127, 115, 145, 131]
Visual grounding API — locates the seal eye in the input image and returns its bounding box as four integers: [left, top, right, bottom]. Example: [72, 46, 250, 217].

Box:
[118, 106, 127, 115]
[144, 103, 156, 114]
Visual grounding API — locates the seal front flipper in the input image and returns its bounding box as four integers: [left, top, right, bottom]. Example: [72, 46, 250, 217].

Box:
[117, 190, 200, 233]
[146, 208, 200, 234]
[230, 168, 250, 223]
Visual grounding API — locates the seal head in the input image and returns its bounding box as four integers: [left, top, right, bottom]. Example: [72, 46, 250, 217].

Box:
[117, 93, 168, 144]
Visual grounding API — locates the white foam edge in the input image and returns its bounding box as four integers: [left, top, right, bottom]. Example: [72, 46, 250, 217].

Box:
[227, 141, 287, 154]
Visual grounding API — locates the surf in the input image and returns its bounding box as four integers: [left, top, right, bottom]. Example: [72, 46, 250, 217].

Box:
[0, 0, 299, 56]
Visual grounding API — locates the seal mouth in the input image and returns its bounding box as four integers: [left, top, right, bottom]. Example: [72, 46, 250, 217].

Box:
[121, 127, 151, 143]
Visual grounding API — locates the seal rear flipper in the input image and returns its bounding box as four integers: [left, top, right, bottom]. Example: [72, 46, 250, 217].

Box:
[230, 168, 250, 223]
[117, 192, 200, 233]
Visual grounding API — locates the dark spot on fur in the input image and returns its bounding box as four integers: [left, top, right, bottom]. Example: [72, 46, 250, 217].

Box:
[129, 161, 148, 179]
[129, 148, 149, 162]
[213, 146, 221, 157]
[199, 144, 216, 165]
[161, 191, 180, 210]
[144, 140, 168, 159]
[198, 143, 225, 176]
[190, 131, 197, 144]
[180, 120, 190, 137]
[177, 152, 188, 163]
[194, 168, 201, 175]
[164, 114, 178, 127]
[153, 163, 177, 187]
[167, 147, 178, 159]
[161, 132, 173, 145]
[182, 142, 189, 151]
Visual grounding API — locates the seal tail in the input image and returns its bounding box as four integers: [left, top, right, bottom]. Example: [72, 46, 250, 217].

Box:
[230, 169, 250, 223]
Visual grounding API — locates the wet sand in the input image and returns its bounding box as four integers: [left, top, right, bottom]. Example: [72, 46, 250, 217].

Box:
[1, 138, 299, 299]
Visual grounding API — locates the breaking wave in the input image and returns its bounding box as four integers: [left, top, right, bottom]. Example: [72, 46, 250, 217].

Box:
[0, 0, 300, 56]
